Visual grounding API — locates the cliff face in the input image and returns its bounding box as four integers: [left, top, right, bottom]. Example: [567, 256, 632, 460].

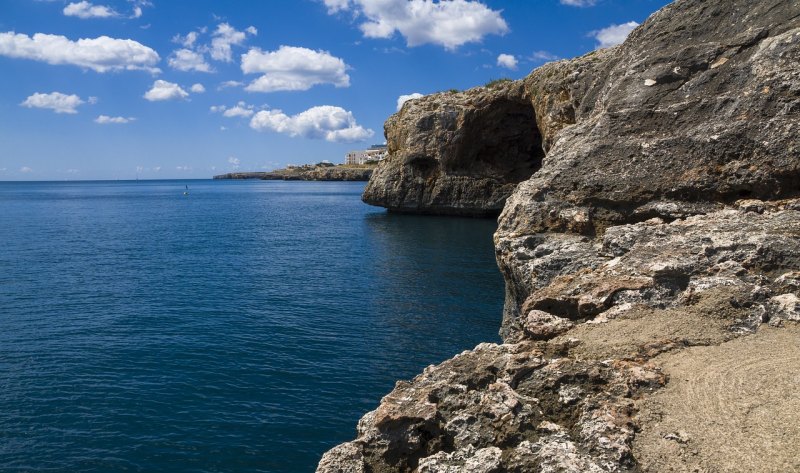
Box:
[321, 0, 800, 471]
[497, 0, 800, 333]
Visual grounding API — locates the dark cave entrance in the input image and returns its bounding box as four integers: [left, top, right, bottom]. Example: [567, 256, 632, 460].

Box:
[445, 98, 544, 184]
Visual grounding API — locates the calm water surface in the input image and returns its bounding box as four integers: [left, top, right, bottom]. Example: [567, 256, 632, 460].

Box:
[0, 180, 504, 473]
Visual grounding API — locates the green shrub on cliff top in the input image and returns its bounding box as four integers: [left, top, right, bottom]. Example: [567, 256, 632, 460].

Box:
[485, 78, 512, 88]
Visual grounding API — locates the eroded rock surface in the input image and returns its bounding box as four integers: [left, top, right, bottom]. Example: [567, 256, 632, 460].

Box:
[499, 0, 800, 237]
[319, 204, 800, 473]
[321, 0, 800, 471]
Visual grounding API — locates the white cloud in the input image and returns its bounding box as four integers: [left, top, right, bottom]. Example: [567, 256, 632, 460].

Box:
[21, 91, 85, 113]
[560, 0, 597, 6]
[218, 80, 243, 90]
[190, 83, 205, 93]
[168, 23, 252, 71]
[227, 156, 240, 169]
[0, 31, 160, 73]
[530, 50, 559, 62]
[176, 165, 192, 171]
[323, 0, 350, 13]
[168, 48, 212, 72]
[20, 166, 33, 173]
[63, 1, 119, 19]
[396, 92, 423, 111]
[153, 166, 161, 172]
[95, 115, 135, 124]
[242, 46, 350, 92]
[210, 102, 256, 117]
[210, 22, 256, 62]
[144, 80, 189, 101]
[173, 31, 199, 48]
[496, 53, 517, 69]
[250, 105, 373, 143]
[592, 21, 639, 48]
[130, 0, 152, 18]
[324, 0, 508, 50]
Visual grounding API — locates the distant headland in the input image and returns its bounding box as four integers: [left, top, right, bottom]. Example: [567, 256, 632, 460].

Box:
[213, 162, 375, 181]
[214, 144, 386, 182]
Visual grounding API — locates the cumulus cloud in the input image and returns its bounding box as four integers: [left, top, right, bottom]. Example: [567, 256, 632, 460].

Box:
[212, 101, 256, 118]
[168, 23, 253, 71]
[21, 91, 85, 113]
[496, 53, 517, 69]
[242, 46, 350, 92]
[63, 1, 119, 18]
[0, 31, 160, 73]
[592, 21, 639, 48]
[560, 0, 597, 6]
[227, 156, 240, 169]
[143, 80, 189, 101]
[95, 115, 135, 124]
[190, 83, 205, 93]
[250, 105, 373, 143]
[210, 22, 256, 62]
[173, 31, 199, 48]
[397, 92, 423, 111]
[20, 166, 33, 173]
[168, 48, 212, 72]
[323, 0, 508, 50]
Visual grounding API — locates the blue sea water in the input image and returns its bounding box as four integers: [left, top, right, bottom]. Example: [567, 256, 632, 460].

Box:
[0, 180, 504, 473]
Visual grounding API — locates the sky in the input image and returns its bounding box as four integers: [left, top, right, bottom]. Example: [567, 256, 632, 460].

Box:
[0, 0, 671, 180]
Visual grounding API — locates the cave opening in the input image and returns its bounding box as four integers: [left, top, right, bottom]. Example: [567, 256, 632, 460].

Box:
[446, 98, 544, 185]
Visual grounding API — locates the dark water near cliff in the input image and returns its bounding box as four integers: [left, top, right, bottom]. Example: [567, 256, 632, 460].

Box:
[0, 180, 503, 473]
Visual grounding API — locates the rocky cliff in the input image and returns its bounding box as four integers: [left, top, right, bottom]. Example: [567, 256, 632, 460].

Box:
[362, 81, 542, 216]
[321, 0, 800, 471]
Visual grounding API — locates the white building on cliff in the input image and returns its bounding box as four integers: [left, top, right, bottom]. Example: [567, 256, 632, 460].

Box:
[345, 144, 387, 165]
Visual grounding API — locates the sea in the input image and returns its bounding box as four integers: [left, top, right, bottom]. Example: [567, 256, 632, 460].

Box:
[0, 180, 504, 473]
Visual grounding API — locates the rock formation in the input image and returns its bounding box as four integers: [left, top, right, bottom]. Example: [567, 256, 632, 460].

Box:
[321, 0, 800, 471]
[362, 81, 542, 216]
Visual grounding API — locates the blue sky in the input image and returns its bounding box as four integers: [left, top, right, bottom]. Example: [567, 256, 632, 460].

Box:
[0, 0, 670, 180]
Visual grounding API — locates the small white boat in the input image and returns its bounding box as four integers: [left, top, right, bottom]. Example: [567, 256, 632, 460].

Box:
[183, 184, 189, 196]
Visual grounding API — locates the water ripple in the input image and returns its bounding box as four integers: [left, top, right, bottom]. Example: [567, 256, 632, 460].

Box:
[0, 180, 503, 472]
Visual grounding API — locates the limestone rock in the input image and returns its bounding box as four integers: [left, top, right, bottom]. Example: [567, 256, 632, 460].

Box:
[316, 342, 665, 473]
[498, 0, 800, 236]
[321, 0, 800, 471]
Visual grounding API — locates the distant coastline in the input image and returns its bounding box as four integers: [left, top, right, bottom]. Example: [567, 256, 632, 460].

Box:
[213, 163, 375, 181]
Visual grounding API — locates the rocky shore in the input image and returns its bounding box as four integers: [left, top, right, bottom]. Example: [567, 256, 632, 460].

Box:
[213, 164, 373, 181]
[320, 0, 800, 471]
